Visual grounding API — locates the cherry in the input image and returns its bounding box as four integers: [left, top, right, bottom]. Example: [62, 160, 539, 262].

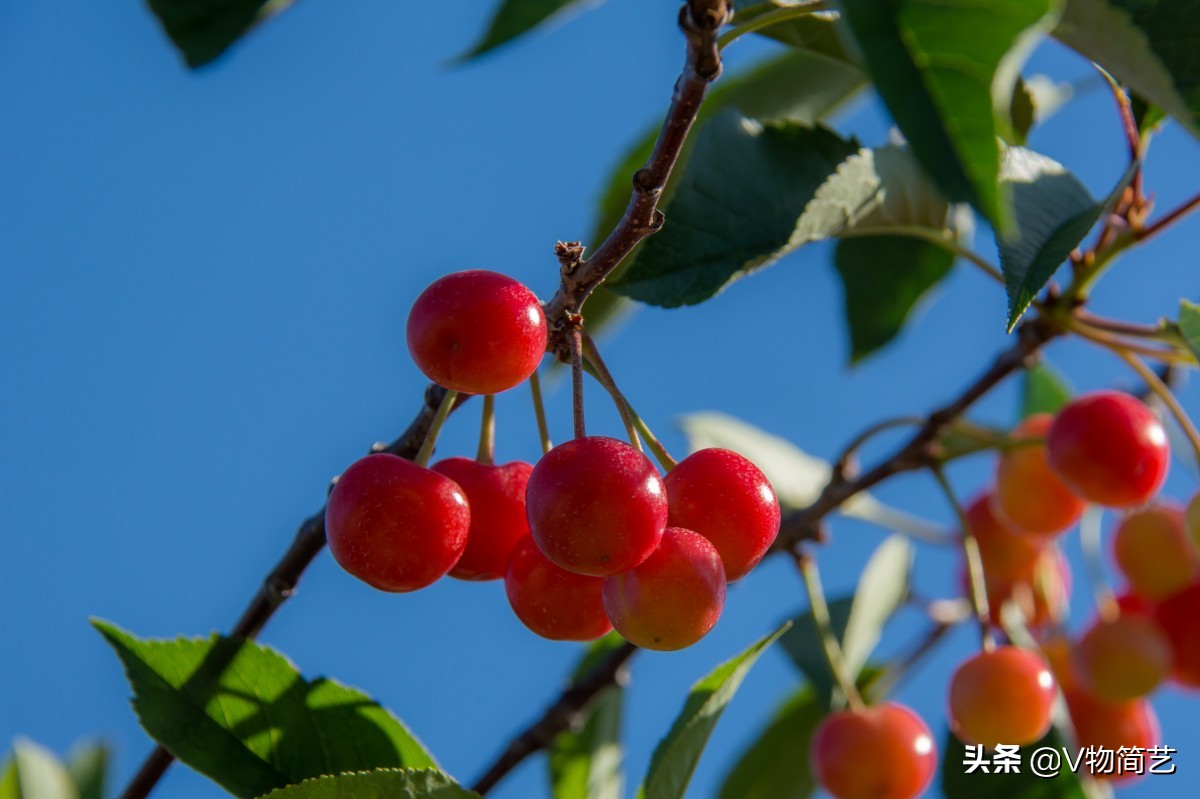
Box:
[430, 457, 533, 581]
[504, 536, 612, 641]
[992, 413, 1085, 536]
[664, 448, 780, 581]
[964, 492, 1044, 587]
[1065, 690, 1160, 783]
[1153, 580, 1200, 687]
[1073, 613, 1172, 701]
[970, 546, 1070, 631]
[406, 270, 547, 395]
[948, 646, 1056, 746]
[1046, 390, 1169, 507]
[810, 702, 936, 799]
[601, 528, 725, 651]
[325, 453, 469, 592]
[1112, 503, 1198, 600]
[526, 436, 667, 576]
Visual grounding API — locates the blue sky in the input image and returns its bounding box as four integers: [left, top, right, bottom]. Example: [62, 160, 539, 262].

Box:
[2, 1, 1198, 797]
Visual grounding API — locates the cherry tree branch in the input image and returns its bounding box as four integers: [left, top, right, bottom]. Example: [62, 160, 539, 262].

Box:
[118, 3, 732, 798]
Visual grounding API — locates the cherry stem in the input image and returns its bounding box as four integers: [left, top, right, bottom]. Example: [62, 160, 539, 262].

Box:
[631, 412, 678, 472]
[931, 466, 996, 652]
[415, 388, 459, 468]
[578, 330, 642, 452]
[1136, 189, 1200, 243]
[1113, 346, 1200, 465]
[528, 371, 553, 455]
[569, 326, 586, 439]
[476, 394, 496, 465]
[795, 551, 867, 712]
[1060, 313, 1193, 365]
[1080, 506, 1119, 623]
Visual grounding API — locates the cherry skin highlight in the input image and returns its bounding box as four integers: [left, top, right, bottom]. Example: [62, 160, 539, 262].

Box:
[992, 413, 1085, 536]
[602, 528, 725, 651]
[526, 436, 667, 577]
[1113, 503, 1199, 601]
[504, 537, 612, 641]
[664, 448, 780, 581]
[1065, 690, 1160, 783]
[430, 457, 533, 581]
[1073, 613, 1172, 701]
[810, 702, 937, 799]
[406, 270, 547, 395]
[948, 646, 1056, 746]
[325, 453, 469, 592]
[1046, 390, 1169, 507]
[1154, 580, 1200, 687]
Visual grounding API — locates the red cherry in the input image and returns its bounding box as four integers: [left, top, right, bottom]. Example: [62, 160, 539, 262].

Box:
[1047, 391, 1169, 507]
[430, 457, 533, 581]
[602, 528, 726, 651]
[406, 270, 547, 394]
[526, 436, 667, 577]
[811, 702, 937, 799]
[1073, 613, 1172, 701]
[948, 646, 1056, 746]
[1113, 503, 1198, 600]
[1065, 690, 1160, 783]
[664, 448, 780, 581]
[993, 414, 1085, 536]
[325, 453, 469, 592]
[504, 537, 612, 641]
[1153, 580, 1200, 687]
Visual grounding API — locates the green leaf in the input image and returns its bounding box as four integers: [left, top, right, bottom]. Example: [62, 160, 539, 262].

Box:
[638, 624, 790, 799]
[147, 0, 294, 69]
[1054, 0, 1200, 138]
[65, 744, 108, 799]
[93, 620, 436, 799]
[838, 0, 1058, 231]
[1179, 299, 1200, 361]
[996, 147, 1101, 330]
[835, 236, 956, 362]
[781, 535, 912, 707]
[458, 0, 601, 61]
[1009, 76, 1038, 145]
[941, 727, 1087, 799]
[584, 43, 867, 330]
[255, 769, 478, 799]
[731, 7, 860, 61]
[679, 413, 947, 543]
[607, 115, 857, 308]
[549, 634, 626, 799]
[716, 687, 821, 799]
[1021, 362, 1074, 418]
[0, 739, 78, 799]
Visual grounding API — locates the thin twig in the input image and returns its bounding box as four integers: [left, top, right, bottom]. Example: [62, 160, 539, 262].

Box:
[476, 394, 496, 465]
[529, 371, 553, 455]
[1137, 189, 1200, 243]
[580, 329, 643, 450]
[794, 552, 865, 711]
[469, 642, 638, 794]
[569, 325, 587, 439]
[415, 389, 459, 467]
[931, 466, 995, 651]
[1114, 347, 1200, 464]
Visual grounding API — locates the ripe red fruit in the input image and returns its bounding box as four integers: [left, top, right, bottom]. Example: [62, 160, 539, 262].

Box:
[601, 528, 725, 651]
[948, 646, 1056, 746]
[1046, 391, 1169, 507]
[1113, 503, 1199, 600]
[965, 493, 1044, 587]
[526, 436, 667, 577]
[504, 536, 612, 641]
[811, 702, 937, 799]
[664, 448, 780, 581]
[325, 453, 469, 592]
[1073, 613, 1172, 701]
[430, 457, 533, 581]
[1153, 580, 1200, 687]
[992, 414, 1085, 536]
[406, 270, 547, 395]
[1065, 690, 1160, 783]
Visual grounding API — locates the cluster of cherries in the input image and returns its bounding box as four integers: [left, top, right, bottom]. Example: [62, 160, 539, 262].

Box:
[812, 390, 1199, 799]
[324, 270, 782, 651]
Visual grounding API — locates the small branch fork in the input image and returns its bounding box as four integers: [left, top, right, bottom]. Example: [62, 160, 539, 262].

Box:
[118, 4, 731, 798]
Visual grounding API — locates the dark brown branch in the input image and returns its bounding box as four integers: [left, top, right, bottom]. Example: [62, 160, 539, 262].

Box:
[119, 3, 731, 798]
[469, 642, 638, 795]
[774, 317, 1060, 551]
